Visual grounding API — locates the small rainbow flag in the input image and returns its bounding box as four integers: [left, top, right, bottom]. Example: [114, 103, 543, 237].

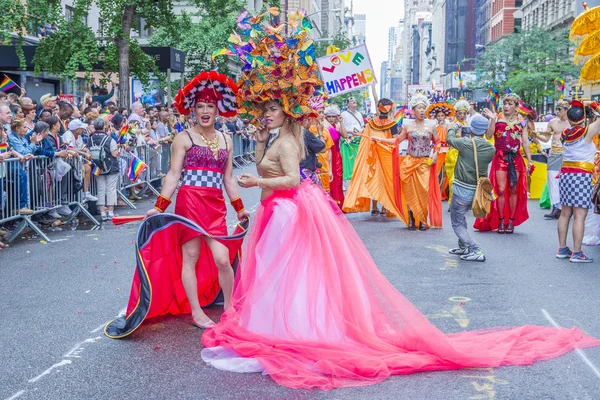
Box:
[127, 154, 147, 182]
[456, 63, 463, 94]
[395, 105, 406, 126]
[0, 143, 7, 154]
[488, 87, 500, 113]
[117, 124, 129, 144]
[0, 76, 17, 93]
[86, 159, 101, 176]
[490, 188, 498, 202]
[554, 76, 565, 93]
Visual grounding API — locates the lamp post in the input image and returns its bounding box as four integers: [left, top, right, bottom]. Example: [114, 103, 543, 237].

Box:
[305, 8, 342, 42]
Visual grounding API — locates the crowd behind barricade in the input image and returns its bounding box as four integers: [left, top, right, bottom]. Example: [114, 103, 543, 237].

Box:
[0, 88, 257, 249]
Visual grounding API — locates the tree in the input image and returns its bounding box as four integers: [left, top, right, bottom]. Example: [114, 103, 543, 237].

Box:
[1, 0, 242, 109]
[473, 27, 579, 106]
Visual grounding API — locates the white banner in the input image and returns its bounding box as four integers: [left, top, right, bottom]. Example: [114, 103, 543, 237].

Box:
[317, 44, 377, 98]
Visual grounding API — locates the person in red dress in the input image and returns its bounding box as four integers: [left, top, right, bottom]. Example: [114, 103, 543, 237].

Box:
[322, 105, 347, 209]
[145, 71, 249, 328]
[475, 92, 532, 233]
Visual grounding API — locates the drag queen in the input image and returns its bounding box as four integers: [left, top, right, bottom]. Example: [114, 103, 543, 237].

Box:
[322, 105, 347, 208]
[104, 72, 250, 338]
[446, 99, 470, 202]
[426, 96, 455, 201]
[199, 9, 600, 390]
[475, 93, 531, 233]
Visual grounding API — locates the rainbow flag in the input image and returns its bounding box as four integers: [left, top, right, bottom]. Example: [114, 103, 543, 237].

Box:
[554, 76, 565, 96]
[490, 188, 498, 202]
[0, 76, 17, 92]
[456, 63, 463, 93]
[127, 154, 147, 182]
[395, 105, 406, 126]
[117, 124, 129, 144]
[0, 143, 7, 154]
[91, 163, 101, 176]
[489, 87, 499, 112]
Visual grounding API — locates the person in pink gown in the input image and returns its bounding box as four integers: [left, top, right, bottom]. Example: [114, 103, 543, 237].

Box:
[201, 8, 600, 391]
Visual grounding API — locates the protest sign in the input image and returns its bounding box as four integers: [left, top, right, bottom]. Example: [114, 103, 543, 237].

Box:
[317, 44, 377, 97]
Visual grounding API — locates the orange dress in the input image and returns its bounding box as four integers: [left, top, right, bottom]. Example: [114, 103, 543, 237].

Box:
[309, 125, 333, 192]
[343, 116, 405, 222]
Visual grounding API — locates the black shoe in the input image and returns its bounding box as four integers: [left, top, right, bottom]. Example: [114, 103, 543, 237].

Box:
[408, 211, 416, 231]
[419, 223, 428, 231]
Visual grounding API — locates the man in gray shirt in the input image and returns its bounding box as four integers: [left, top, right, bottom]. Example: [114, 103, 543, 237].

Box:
[446, 114, 496, 262]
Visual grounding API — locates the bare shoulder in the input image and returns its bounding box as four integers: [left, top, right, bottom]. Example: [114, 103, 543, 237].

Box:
[172, 130, 191, 149]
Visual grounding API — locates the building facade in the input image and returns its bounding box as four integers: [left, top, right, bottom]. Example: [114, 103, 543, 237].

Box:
[354, 13, 366, 44]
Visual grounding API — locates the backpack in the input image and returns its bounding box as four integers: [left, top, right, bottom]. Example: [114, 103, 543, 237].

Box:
[90, 135, 112, 175]
[471, 138, 494, 218]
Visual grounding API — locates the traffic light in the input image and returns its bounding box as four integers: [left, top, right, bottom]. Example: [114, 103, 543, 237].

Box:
[326, 45, 340, 55]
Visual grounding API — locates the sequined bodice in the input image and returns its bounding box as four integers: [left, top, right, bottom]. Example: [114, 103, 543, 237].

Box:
[494, 121, 524, 154]
[184, 145, 228, 171]
[407, 129, 433, 157]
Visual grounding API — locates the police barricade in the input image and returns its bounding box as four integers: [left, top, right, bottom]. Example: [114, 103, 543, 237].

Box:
[0, 155, 100, 243]
[231, 133, 256, 168]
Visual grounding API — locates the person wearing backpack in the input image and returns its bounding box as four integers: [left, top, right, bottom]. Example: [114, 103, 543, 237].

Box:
[89, 118, 119, 221]
[446, 114, 496, 262]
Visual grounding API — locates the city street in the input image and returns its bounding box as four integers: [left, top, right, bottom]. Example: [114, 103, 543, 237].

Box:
[2, 166, 600, 400]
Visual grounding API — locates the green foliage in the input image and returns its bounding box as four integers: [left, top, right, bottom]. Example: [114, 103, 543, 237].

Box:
[314, 31, 352, 59]
[474, 26, 579, 105]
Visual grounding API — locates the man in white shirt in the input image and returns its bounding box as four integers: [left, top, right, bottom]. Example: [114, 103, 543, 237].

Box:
[63, 119, 98, 202]
[341, 97, 365, 134]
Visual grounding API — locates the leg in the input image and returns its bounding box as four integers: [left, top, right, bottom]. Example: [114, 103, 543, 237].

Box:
[557, 205, 573, 248]
[18, 168, 29, 209]
[508, 172, 520, 218]
[451, 195, 479, 251]
[205, 237, 234, 310]
[572, 207, 589, 252]
[105, 173, 119, 213]
[83, 163, 91, 192]
[371, 200, 379, 215]
[495, 170, 507, 232]
[96, 175, 107, 215]
[181, 237, 213, 325]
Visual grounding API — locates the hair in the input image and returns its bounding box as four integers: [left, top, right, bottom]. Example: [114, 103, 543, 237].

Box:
[7, 93, 19, 103]
[46, 115, 60, 131]
[131, 102, 143, 112]
[9, 104, 21, 115]
[34, 121, 49, 134]
[91, 101, 101, 109]
[83, 107, 94, 115]
[21, 103, 36, 114]
[111, 113, 124, 130]
[290, 121, 306, 161]
[0, 92, 6, 100]
[58, 101, 74, 112]
[10, 119, 25, 132]
[567, 106, 585, 124]
[93, 118, 105, 131]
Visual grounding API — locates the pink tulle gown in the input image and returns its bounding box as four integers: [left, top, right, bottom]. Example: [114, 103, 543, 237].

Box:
[202, 180, 600, 390]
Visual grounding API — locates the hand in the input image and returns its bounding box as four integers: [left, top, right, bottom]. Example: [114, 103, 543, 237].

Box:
[255, 121, 269, 143]
[145, 208, 160, 219]
[237, 209, 250, 222]
[337, 115, 344, 123]
[482, 108, 496, 120]
[237, 173, 259, 188]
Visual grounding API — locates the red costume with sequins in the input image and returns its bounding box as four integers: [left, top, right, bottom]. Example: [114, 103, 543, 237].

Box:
[474, 119, 529, 231]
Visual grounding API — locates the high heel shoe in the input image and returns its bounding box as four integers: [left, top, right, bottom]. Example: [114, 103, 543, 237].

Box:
[498, 220, 506, 234]
[191, 317, 216, 329]
[408, 211, 416, 231]
[506, 218, 514, 234]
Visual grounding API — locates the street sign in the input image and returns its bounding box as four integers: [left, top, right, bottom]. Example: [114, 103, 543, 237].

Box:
[569, 89, 584, 96]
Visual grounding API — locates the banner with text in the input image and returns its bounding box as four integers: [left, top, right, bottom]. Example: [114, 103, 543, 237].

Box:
[317, 44, 377, 98]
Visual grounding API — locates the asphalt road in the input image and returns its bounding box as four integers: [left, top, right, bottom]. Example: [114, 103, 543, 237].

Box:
[2, 165, 600, 400]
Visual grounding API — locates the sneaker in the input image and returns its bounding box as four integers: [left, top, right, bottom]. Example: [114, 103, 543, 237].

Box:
[101, 212, 109, 222]
[19, 207, 34, 215]
[57, 205, 72, 216]
[556, 246, 573, 259]
[570, 251, 593, 263]
[84, 192, 98, 202]
[48, 210, 61, 219]
[460, 251, 486, 262]
[449, 246, 470, 255]
[107, 211, 115, 220]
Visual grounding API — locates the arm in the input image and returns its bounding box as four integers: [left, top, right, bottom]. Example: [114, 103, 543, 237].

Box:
[482, 109, 497, 140]
[337, 118, 348, 138]
[521, 126, 532, 165]
[446, 133, 467, 152]
[8, 135, 35, 155]
[431, 125, 440, 164]
[92, 86, 115, 104]
[258, 141, 301, 189]
[304, 130, 326, 154]
[223, 135, 250, 221]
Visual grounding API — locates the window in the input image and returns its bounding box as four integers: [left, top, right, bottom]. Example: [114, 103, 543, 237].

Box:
[65, 5, 88, 26]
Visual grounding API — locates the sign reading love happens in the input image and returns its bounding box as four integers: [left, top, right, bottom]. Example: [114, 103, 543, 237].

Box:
[317, 44, 377, 97]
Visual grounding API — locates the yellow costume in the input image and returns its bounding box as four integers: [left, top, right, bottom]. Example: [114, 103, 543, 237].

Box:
[445, 118, 469, 203]
[343, 116, 404, 221]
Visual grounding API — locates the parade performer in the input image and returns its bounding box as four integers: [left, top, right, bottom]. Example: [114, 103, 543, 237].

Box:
[104, 71, 250, 338]
[446, 99, 470, 203]
[426, 96, 455, 200]
[476, 93, 532, 233]
[556, 100, 600, 263]
[343, 98, 403, 218]
[341, 96, 365, 187]
[322, 105, 346, 208]
[199, 8, 600, 391]
[536, 99, 570, 219]
[307, 97, 334, 192]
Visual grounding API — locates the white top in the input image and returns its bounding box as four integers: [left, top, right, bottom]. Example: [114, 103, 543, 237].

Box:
[563, 137, 596, 164]
[62, 130, 85, 150]
[341, 109, 365, 133]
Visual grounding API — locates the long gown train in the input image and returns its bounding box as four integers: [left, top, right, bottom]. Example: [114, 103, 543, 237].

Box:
[202, 180, 599, 390]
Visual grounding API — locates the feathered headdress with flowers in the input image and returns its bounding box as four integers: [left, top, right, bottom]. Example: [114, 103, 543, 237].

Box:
[213, 7, 323, 122]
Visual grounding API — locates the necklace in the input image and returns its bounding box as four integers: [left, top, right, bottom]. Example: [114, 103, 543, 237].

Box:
[197, 130, 220, 159]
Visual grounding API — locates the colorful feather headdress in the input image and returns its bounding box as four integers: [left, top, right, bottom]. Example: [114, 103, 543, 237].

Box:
[213, 8, 323, 122]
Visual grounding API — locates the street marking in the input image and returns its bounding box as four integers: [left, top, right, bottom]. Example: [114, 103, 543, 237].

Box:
[425, 245, 459, 268]
[28, 359, 72, 383]
[64, 336, 102, 358]
[427, 297, 471, 328]
[4, 390, 26, 400]
[541, 309, 600, 379]
[90, 307, 126, 333]
[462, 368, 510, 399]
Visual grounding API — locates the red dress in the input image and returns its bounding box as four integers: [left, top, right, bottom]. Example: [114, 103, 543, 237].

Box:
[328, 125, 345, 209]
[474, 120, 529, 231]
[104, 133, 248, 338]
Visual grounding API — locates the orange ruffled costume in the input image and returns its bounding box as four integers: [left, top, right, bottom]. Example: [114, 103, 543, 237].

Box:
[309, 125, 333, 192]
[436, 124, 449, 200]
[342, 116, 405, 222]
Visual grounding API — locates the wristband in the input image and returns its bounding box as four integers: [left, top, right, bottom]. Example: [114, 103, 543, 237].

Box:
[154, 194, 172, 213]
[230, 197, 245, 212]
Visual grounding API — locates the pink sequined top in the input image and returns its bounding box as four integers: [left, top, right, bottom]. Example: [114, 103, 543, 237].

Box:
[183, 131, 229, 172]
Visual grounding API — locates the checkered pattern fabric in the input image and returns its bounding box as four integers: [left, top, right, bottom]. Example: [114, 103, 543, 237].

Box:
[560, 172, 592, 208]
[181, 169, 223, 189]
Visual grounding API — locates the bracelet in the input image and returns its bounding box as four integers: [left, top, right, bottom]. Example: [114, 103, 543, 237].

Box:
[230, 197, 245, 212]
[257, 178, 263, 188]
[154, 194, 172, 213]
